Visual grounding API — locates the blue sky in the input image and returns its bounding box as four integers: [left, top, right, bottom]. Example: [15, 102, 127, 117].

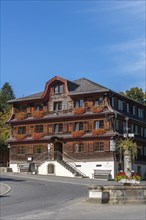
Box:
[1, 0, 145, 98]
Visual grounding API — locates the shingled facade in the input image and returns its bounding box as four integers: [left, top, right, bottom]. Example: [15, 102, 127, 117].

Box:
[7, 76, 146, 179]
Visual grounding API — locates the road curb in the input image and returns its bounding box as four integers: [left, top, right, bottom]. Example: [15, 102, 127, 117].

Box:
[0, 182, 11, 196]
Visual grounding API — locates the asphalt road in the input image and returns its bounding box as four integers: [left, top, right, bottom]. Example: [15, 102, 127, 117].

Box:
[0, 173, 146, 220]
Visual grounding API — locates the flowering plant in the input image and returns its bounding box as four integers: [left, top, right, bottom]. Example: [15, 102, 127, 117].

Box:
[72, 130, 85, 138]
[92, 128, 106, 136]
[91, 106, 103, 113]
[74, 108, 85, 115]
[15, 134, 26, 140]
[16, 112, 28, 120]
[115, 171, 129, 182]
[32, 133, 44, 140]
[131, 173, 141, 181]
[32, 110, 44, 118]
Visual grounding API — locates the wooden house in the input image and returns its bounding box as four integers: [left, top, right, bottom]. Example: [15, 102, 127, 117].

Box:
[6, 76, 146, 179]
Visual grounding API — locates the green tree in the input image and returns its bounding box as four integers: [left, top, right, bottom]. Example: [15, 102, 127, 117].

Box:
[0, 82, 15, 112]
[0, 111, 11, 147]
[120, 87, 145, 104]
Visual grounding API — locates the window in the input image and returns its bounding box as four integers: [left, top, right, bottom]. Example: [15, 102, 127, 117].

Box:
[94, 120, 104, 129]
[35, 125, 43, 133]
[74, 100, 83, 108]
[75, 122, 83, 131]
[126, 103, 129, 113]
[144, 128, 146, 138]
[54, 84, 63, 94]
[53, 101, 62, 111]
[93, 142, 104, 152]
[93, 97, 103, 106]
[133, 106, 137, 116]
[138, 108, 143, 118]
[18, 126, 26, 134]
[18, 146, 25, 154]
[54, 124, 63, 133]
[74, 143, 84, 152]
[118, 100, 123, 110]
[34, 145, 42, 154]
[35, 104, 43, 111]
[111, 97, 114, 107]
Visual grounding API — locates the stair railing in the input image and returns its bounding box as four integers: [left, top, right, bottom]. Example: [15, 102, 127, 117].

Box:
[55, 151, 86, 177]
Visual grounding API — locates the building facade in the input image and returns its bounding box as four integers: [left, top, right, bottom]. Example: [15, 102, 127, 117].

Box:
[7, 76, 146, 179]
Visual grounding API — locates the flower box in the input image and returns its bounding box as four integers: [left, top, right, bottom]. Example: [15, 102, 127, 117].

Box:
[15, 112, 28, 120]
[92, 128, 106, 136]
[72, 130, 85, 138]
[15, 134, 26, 140]
[91, 106, 103, 113]
[74, 108, 85, 115]
[32, 133, 44, 140]
[32, 110, 44, 118]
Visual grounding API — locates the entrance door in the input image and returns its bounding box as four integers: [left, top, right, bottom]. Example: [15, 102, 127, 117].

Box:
[54, 142, 62, 161]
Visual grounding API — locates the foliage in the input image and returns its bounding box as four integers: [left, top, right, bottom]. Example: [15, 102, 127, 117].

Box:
[15, 134, 26, 140]
[0, 82, 15, 112]
[74, 108, 85, 115]
[0, 110, 11, 147]
[32, 133, 44, 140]
[117, 138, 137, 163]
[91, 106, 103, 113]
[115, 171, 141, 182]
[92, 128, 106, 136]
[131, 172, 141, 181]
[32, 110, 45, 118]
[120, 87, 145, 105]
[115, 171, 129, 181]
[16, 112, 28, 120]
[72, 130, 85, 138]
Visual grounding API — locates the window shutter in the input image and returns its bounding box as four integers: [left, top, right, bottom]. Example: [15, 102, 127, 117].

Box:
[68, 123, 73, 132]
[63, 123, 68, 133]
[84, 121, 89, 131]
[48, 124, 53, 134]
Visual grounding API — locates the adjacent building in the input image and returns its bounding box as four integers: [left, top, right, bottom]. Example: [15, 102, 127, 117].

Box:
[7, 76, 146, 179]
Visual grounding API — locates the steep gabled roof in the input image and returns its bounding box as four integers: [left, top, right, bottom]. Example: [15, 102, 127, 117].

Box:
[8, 76, 110, 103]
[68, 78, 109, 94]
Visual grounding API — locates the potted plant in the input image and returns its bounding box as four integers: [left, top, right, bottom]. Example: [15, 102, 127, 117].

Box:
[130, 172, 141, 183]
[32, 110, 44, 118]
[15, 134, 26, 140]
[15, 112, 28, 120]
[74, 108, 85, 115]
[32, 133, 44, 140]
[91, 106, 103, 113]
[72, 130, 85, 138]
[92, 128, 106, 136]
[115, 171, 129, 183]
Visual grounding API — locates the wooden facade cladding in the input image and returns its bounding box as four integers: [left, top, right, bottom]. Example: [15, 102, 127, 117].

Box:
[7, 76, 146, 165]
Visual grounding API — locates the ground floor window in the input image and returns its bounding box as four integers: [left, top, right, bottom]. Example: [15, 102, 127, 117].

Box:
[74, 143, 84, 152]
[18, 146, 26, 155]
[34, 145, 43, 154]
[93, 142, 104, 152]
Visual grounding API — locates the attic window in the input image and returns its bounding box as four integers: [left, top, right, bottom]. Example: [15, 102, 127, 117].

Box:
[54, 84, 63, 94]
